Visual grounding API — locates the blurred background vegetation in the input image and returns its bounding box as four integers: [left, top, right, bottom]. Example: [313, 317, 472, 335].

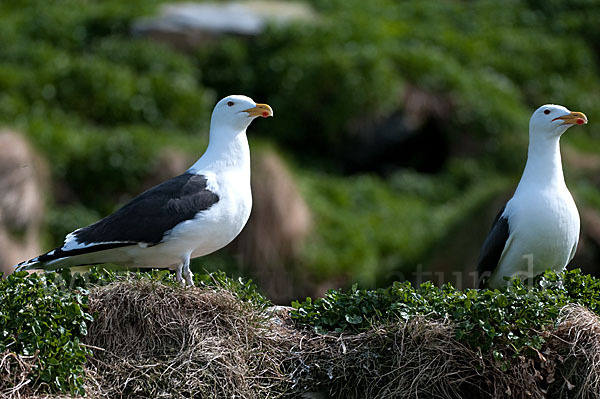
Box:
[1, 0, 600, 303]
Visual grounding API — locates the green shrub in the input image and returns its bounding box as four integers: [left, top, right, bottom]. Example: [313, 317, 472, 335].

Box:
[196, 19, 404, 163]
[0, 42, 209, 132]
[0, 271, 93, 395]
[0, 0, 211, 133]
[195, 0, 600, 170]
[291, 269, 600, 364]
[297, 166, 507, 286]
[0, 0, 213, 227]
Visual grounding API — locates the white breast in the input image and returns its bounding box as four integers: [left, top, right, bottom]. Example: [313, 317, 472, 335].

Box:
[185, 170, 252, 259]
[490, 186, 579, 286]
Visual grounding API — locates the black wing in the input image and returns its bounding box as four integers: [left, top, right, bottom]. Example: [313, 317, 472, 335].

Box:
[31, 173, 219, 265]
[73, 172, 220, 245]
[476, 205, 510, 287]
[27, 173, 218, 266]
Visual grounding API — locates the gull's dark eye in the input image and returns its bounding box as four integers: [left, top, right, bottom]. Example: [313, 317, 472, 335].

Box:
[227, 101, 235, 107]
[544, 109, 550, 115]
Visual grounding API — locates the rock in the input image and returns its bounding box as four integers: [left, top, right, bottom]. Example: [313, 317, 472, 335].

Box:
[132, 1, 318, 49]
[0, 131, 46, 276]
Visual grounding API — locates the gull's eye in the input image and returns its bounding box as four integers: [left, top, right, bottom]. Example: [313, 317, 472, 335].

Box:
[227, 101, 235, 107]
[544, 109, 550, 115]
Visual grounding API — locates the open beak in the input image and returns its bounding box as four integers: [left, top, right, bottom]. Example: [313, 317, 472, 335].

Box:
[243, 103, 273, 118]
[553, 111, 588, 126]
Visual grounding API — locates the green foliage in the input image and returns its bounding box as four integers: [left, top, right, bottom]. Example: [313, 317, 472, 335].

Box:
[292, 269, 600, 362]
[62, 267, 270, 308]
[0, 1, 210, 132]
[198, 24, 402, 162]
[195, 270, 271, 309]
[0, 271, 92, 395]
[0, 0, 212, 221]
[297, 166, 507, 285]
[1, 268, 268, 395]
[197, 0, 600, 169]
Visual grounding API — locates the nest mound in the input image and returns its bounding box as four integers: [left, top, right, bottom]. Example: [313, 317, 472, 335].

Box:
[297, 306, 600, 399]
[8, 281, 600, 398]
[83, 280, 299, 398]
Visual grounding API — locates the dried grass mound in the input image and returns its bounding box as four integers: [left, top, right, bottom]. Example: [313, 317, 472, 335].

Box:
[293, 307, 600, 399]
[291, 319, 541, 399]
[83, 280, 299, 398]
[545, 305, 600, 399]
[17, 280, 599, 399]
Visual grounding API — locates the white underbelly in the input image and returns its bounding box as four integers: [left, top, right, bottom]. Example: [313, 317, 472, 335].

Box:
[161, 193, 251, 263]
[489, 191, 579, 286]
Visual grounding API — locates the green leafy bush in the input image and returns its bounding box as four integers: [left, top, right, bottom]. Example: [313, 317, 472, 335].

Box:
[0, 43, 209, 133]
[196, 0, 600, 170]
[60, 267, 270, 308]
[197, 18, 404, 163]
[291, 269, 600, 362]
[0, 0, 213, 233]
[297, 166, 507, 286]
[0, 271, 92, 395]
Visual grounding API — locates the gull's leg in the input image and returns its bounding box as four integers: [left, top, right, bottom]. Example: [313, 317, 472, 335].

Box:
[182, 255, 194, 287]
[175, 262, 184, 286]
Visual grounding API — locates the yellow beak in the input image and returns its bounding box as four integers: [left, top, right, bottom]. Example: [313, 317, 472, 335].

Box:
[552, 111, 588, 125]
[243, 103, 273, 118]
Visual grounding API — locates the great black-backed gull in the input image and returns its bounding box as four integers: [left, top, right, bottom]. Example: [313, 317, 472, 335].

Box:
[477, 104, 587, 288]
[15, 95, 273, 286]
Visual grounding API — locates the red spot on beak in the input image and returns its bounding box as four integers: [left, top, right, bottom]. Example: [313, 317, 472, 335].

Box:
[577, 118, 585, 125]
[262, 111, 269, 117]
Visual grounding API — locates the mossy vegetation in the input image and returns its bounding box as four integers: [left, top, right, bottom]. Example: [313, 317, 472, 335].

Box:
[0, 271, 92, 395]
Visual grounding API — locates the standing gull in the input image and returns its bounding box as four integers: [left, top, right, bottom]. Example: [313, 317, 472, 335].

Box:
[15, 95, 273, 286]
[477, 104, 587, 288]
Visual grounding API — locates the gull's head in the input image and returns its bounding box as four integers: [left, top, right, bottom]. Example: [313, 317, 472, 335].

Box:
[211, 95, 273, 133]
[530, 104, 587, 138]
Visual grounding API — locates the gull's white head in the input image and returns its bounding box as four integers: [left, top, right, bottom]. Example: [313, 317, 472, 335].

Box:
[210, 95, 273, 134]
[530, 104, 587, 139]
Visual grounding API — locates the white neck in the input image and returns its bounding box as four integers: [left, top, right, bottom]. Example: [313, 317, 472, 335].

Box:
[188, 127, 251, 174]
[515, 133, 565, 193]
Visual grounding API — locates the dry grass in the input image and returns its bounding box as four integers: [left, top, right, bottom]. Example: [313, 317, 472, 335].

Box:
[83, 280, 299, 398]
[0, 351, 39, 397]
[291, 318, 543, 399]
[545, 305, 600, 399]
[4, 280, 600, 399]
